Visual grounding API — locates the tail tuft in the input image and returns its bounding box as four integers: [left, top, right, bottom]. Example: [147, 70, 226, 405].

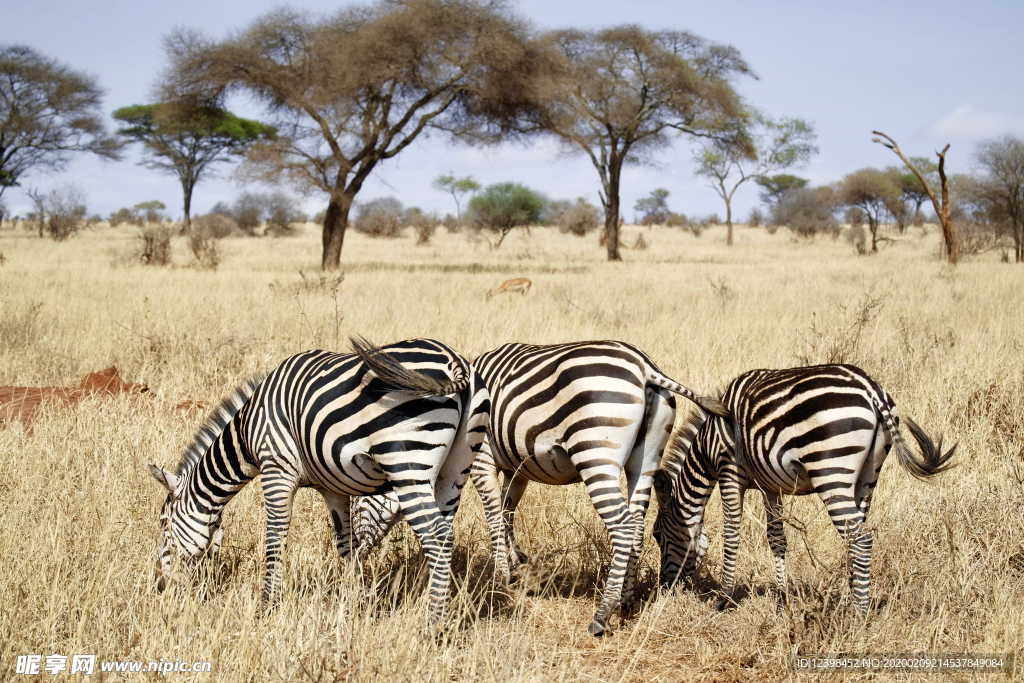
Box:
[350, 336, 465, 397]
[901, 417, 958, 479]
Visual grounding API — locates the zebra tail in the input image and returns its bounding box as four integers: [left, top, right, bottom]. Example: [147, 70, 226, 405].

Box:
[349, 336, 468, 397]
[872, 396, 957, 481]
[646, 370, 730, 417]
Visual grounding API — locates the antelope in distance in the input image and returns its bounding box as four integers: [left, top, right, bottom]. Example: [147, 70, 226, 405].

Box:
[487, 277, 532, 300]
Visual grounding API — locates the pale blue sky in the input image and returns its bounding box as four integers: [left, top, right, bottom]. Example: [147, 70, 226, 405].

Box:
[4, 0, 1023, 221]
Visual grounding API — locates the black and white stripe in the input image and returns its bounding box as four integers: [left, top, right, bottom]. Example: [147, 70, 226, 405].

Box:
[147, 337, 485, 625]
[652, 363, 956, 612]
[352, 341, 724, 635]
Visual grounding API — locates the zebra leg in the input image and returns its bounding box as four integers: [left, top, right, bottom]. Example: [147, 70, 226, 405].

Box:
[500, 473, 529, 570]
[391, 480, 454, 626]
[470, 452, 514, 585]
[836, 517, 873, 613]
[716, 478, 746, 611]
[260, 469, 298, 608]
[351, 493, 402, 559]
[435, 379, 490, 529]
[763, 490, 787, 610]
[568, 447, 637, 637]
[320, 490, 354, 558]
[817, 472, 874, 612]
[620, 387, 675, 618]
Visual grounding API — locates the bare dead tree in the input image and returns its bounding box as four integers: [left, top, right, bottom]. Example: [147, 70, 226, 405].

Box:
[872, 130, 959, 264]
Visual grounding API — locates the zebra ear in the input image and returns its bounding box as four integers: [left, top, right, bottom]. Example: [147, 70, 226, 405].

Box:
[148, 464, 179, 493]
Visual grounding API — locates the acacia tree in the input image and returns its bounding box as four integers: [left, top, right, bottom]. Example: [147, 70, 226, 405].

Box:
[468, 182, 545, 248]
[694, 113, 816, 245]
[528, 26, 752, 260]
[974, 135, 1024, 262]
[113, 104, 274, 232]
[0, 45, 120, 200]
[838, 168, 902, 253]
[755, 173, 807, 210]
[163, 1, 540, 269]
[432, 173, 480, 222]
[634, 188, 671, 225]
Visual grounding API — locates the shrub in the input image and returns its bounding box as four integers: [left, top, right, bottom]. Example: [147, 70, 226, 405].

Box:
[264, 192, 303, 236]
[772, 186, 838, 238]
[666, 212, 689, 228]
[137, 225, 174, 265]
[404, 207, 438, 245]
[845, 224, 868, 255]
[233, 192, 264, 236]
[109, 207, 142, 227]
[134, 200, 167, 224]
[747, 207, 763, 227]
[555, 198, 600, 236]
[44, 185, 88, 240]
[441, 213, 460, 233]
[189, 225, 221, 269]
[193, 213, 238, 239]
[354, 196, 404, 238]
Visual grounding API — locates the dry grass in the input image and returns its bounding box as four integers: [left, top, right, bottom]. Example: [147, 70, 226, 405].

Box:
[0, 222, 1021, 681]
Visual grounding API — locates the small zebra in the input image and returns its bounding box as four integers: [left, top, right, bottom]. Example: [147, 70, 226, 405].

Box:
[147, 338, 487, 625]
[354, 340, 725, 636]
[652, 363, 956, 612]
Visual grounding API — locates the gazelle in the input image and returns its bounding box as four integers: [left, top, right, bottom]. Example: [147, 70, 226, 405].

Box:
[486, 277, 532, 300]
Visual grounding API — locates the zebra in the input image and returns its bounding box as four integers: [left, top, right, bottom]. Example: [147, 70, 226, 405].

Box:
[352, 340, 726, 636]
[147, 337, 488, 625]
[651, 363, 956, 613]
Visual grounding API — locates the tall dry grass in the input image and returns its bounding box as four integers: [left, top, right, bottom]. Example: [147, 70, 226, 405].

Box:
[0, 222, 1021, 681]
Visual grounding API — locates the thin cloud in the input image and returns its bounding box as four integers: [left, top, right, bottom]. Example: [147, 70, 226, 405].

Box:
[927, 104, 1024, 141]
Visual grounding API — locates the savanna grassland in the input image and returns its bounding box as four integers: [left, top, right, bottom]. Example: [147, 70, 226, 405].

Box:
[0, 222, 1021, 681]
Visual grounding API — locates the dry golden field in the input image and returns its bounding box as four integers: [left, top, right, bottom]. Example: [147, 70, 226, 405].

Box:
[0, 221, 1021, 681]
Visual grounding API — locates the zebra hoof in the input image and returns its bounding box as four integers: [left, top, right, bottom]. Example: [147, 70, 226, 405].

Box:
[714, 595, 735, 612]
[587, 620, 607, 637]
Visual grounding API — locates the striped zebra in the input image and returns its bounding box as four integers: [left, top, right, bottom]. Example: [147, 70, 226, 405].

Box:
[353, 340, 726, 636]
[147, 338, 487, 625]
[652, 363, 956, 612]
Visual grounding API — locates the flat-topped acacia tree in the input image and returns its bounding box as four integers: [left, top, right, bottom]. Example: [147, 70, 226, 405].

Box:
[0, 45, 120, 201]
[162, 0, 541, 270]
[526, 26, 753, 261]
[113, 104, 275, 233]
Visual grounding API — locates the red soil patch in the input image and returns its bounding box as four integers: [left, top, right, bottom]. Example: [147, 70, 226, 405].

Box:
[0, 367, 149, 431]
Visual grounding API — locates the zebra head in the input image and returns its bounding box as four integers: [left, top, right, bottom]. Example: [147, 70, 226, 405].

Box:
[147, 465, 224, 592]
[651, 412, 716, 589]
[652, 468, 707, 589]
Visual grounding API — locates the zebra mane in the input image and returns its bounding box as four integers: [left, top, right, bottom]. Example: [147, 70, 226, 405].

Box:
[661, 409, 710, 470]
[175, 375, 265, 477]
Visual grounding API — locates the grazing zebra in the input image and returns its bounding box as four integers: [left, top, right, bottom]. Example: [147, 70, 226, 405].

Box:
[652, 363, 956, 612]
[147, 338, 487, 625]
[353, 340, 726, 636]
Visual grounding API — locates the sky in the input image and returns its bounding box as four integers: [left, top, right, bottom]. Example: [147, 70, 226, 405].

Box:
[3, 0, 1023, 221]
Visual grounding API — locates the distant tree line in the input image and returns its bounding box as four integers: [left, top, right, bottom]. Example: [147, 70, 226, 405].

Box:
[3, 2, 1022, 265]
